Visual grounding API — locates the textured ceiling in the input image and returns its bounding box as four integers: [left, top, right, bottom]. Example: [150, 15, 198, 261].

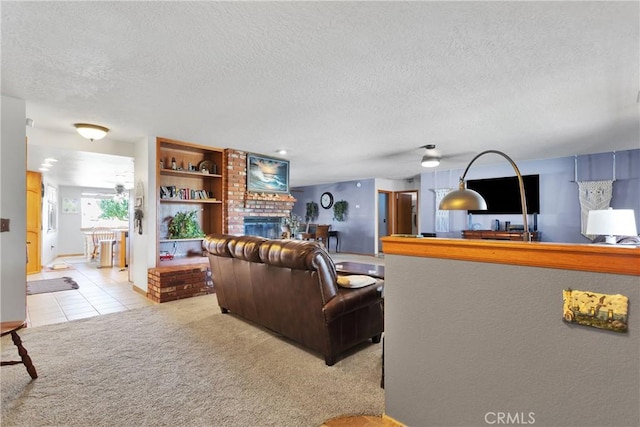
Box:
[2, 1, 639, 188]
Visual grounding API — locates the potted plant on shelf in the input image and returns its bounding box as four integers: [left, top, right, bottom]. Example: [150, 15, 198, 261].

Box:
[305, 201, 319, 222]
[333, 200, 348, 222]
[167, 210, 205, 239]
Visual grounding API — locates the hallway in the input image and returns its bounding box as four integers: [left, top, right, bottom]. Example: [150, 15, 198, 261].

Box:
[26, 256, 154, 328]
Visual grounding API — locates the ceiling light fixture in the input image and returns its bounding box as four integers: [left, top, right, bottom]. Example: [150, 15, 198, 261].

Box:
[421, 156, 440, 167]
[421, 144, 441, 168]
[439, 150, 531, 242]
[74, 123, 109, 141]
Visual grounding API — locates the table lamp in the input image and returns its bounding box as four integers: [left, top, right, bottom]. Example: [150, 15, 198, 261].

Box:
[586, 208, 637, 244]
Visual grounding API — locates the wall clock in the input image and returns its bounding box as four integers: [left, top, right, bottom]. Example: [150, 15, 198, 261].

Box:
[320, 192, 334, 209]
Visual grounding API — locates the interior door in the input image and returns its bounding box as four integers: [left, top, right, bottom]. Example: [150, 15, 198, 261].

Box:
[396, 192, 413, 234]
[26, 171, 42, 274]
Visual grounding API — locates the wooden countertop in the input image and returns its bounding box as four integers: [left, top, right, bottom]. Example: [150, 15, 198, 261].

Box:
[381, 236, 640, 276]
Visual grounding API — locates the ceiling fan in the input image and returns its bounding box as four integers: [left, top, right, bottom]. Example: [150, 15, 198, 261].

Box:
[419, 144, 474, 168]
[420, 144, 442, 167]
[380, 144, 472, 168]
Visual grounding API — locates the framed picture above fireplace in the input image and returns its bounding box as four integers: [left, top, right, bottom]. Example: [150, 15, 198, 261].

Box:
[247, 153, 290, 194]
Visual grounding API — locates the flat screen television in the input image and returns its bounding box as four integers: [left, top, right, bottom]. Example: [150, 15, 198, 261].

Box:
[466, 174, 540, 214]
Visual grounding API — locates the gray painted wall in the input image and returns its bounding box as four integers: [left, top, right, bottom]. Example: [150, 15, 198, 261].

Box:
[385, 254, 639, 427]
[0, 96, 27, 321]
[292, 179, 376, 254]
[420, 149, 640, 242]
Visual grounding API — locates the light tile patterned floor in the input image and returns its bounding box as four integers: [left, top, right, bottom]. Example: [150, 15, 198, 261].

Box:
[26, 256, 155, 328]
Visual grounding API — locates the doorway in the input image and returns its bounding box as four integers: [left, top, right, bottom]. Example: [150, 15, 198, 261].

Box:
[395, 190, 419, 235]
[377, 191, 392, 252]
[26, 171, 42, 274]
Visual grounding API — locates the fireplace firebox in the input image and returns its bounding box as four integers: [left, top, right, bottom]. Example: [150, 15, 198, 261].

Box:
[244, 217, 282, 239]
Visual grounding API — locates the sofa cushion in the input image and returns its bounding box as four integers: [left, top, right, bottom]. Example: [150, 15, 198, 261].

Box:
[259, 239, 325, 270]
[202, 234, 234, 257]
[229, 235, 267, 263]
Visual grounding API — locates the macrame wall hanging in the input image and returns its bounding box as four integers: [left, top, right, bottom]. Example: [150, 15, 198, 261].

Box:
[435, 188, 452, 232]
[575, 153, 615, 239]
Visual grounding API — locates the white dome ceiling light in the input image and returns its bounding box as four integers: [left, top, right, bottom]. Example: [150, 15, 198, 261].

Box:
[74, 123, 109, 141]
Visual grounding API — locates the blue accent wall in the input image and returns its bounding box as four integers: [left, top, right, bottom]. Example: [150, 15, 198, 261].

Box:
[293, 150, 639, 251]
[420, 149, 640, 243]
[291, 179, 376, 254]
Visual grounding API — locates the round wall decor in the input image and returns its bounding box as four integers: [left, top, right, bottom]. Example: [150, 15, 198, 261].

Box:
[320, 192, 334, 209]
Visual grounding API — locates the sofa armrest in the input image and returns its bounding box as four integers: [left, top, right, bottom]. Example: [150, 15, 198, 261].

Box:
[323, 280, 383, 321]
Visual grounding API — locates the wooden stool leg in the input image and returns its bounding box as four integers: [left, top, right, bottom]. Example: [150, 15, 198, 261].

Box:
[11, 331, 38, 379]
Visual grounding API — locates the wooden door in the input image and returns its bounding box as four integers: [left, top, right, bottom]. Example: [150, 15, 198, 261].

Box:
[26, 171, 42, 274]
[396, 192, 413, 234]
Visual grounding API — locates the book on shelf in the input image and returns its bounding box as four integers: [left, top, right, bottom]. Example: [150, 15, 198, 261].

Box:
[160, 186, 211, 200]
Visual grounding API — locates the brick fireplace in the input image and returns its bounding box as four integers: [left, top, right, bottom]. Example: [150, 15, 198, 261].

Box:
[224, 149, 296, 235]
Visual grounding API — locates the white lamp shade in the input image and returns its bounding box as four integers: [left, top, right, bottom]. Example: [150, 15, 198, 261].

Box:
[586, 209, 637, 237]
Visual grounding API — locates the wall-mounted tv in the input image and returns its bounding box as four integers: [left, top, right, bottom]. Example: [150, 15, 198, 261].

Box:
[466, 174, 540, 214]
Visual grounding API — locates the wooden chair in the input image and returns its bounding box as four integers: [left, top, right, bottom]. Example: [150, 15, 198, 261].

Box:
[299, 223, 317, 240]
[1, 321, 37, 379]
[91, 227, 116, 260]
[315, 225, 330, 248]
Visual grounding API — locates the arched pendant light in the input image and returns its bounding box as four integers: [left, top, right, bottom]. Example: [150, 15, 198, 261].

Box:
[74, 123, 109, 141]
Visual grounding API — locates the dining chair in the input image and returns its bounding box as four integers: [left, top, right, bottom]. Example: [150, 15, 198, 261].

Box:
[91, 227, 116, 261]
[299, 223, 317, 240]
[315, 224, 330, 248]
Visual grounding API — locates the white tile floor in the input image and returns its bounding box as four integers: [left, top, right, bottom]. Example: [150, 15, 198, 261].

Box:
[26, 256, 155, 328]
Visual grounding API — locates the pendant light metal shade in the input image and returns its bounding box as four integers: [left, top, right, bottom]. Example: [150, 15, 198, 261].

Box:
[74, 123, 109, 141]
[439, 187, 487, 210]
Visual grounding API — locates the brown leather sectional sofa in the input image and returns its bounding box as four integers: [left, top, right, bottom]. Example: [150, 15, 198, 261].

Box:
[203, 234, 384, 365]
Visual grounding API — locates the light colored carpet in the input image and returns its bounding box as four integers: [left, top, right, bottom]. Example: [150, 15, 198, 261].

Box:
[1, 294, 384, 426]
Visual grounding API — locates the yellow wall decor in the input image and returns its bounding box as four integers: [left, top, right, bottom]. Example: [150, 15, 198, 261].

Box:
[563, 289, 628, 332]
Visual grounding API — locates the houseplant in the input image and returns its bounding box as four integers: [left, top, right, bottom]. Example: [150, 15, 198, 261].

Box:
[167, 210, 205, 239]
[333, 200, 348, 222]
[305, 201, 319, 222]
[281, 213, 302, 233]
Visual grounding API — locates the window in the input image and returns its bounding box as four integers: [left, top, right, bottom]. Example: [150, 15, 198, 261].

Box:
[81, 192, 129, 229]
